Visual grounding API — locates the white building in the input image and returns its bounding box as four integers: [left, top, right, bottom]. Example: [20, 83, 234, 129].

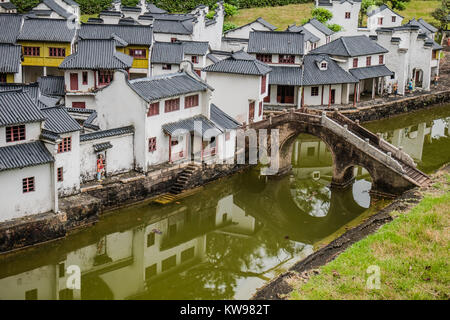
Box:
[366, 4, 403, 33]
[0, 90, 58, 222]
[0, 0, 16, 14]
[150, 41, 210, 78]
[311, 35, 393, 102]
[302, 18, 335, 46]
[78, 23, 153, 79]
[59, 38, 134, 109]
[203, 50, 271, 124]
[375, 24, 442, 94]
[28, 0, 80, 20]
[316, 0, 361, 36]
[93, 66, 234, 171]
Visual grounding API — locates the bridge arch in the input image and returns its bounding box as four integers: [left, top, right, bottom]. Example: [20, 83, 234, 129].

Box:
[249, 110, 424, 196]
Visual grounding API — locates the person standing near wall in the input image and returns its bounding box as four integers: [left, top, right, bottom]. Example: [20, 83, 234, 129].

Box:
[97, 154, 105, 181]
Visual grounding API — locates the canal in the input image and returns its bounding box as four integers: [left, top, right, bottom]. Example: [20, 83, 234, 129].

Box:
[0, 105, 448, 300]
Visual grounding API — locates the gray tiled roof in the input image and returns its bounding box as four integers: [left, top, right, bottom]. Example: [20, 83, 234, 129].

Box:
[121, 6, 141, 12]
[311, 35, 388, 57]
[129, 73, 210, 102]
[0, 141, 54, 172]
[0, 14, 23, 44]
[38, 95, 60, 108]
[41, 107, 81, 134]
[40, 129, 61, 142]
[418, 18, 438, 33]
[17, 18, 76, 43]
[0, 83, 39, 102]
[0, 44, 21, 73]
[119, 17, 140, 25]
[38, 76, 65, 97]
[80, 126, 134, 142]
[286, 25, 320, 43]
[152, 19, 193, 35]
[203, 50, 272, 76]
[79, 23, 153, 46]
[210, 104, 240, 130]
[349, 65, 393, 80]
[268, 66, 303, 86]
[162, 115, 220, 136]
[151, 42, 184, 64]
[406, 18, 438, 34]
[223, 17, 277, 35]
[181, 41, 209, 55]
[0, 2, 16, 10]
[93, 141, 113, 152]
[305, 18, 334, 36]
[0, 90, 45, 126]
[99, 10, 122, 17]
[302, 54, 358, 85]
[248, 31, 304, 55]
[146, 3, 167, 14]
[40, 0, 72, 19]
[59, 39, 133, 70]
[367, 4, 403, 18]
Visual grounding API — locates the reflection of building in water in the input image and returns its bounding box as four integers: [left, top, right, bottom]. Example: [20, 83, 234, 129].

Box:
[379, 118, 450, 163]
[0, 194, 258, 300]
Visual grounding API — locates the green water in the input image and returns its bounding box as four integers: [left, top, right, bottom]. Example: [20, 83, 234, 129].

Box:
[0, 105, 448, 300]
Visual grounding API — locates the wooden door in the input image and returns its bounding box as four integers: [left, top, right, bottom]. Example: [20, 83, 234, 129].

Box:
[70, 73, 78, 91]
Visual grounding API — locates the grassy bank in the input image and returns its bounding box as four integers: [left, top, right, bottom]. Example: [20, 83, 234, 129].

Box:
[225, 0, 440, 30]
[288, 169, 449, 300]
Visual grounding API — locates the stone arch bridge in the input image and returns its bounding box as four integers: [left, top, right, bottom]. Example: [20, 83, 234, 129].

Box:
[246, 109, 431, 196]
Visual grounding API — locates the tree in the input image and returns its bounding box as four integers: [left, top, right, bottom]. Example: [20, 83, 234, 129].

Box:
[10, 0, 40, 13]
[311, 7, 333, 24]
[359, 0, 378, 26]
[431, 0, 449, 31]
[223, 22, 238, 32]
[380, 0, 411, 10]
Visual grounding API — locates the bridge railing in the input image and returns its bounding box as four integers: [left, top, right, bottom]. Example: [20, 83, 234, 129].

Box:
[320, 114, 406, 175]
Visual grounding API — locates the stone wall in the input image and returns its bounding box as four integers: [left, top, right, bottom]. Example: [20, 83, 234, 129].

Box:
[0, 162, 248, 253]
[343, 90, 450, 122]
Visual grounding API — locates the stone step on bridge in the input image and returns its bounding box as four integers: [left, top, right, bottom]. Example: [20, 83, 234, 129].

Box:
[246, 108, 431, 197]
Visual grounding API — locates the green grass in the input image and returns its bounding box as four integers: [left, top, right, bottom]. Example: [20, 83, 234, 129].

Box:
[225, 0, 441, 30]
[289, 175, 450, 299]
[80, 14, 98, 23]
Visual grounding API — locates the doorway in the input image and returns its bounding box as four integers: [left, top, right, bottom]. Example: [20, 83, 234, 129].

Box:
[277, 85, 295, 104]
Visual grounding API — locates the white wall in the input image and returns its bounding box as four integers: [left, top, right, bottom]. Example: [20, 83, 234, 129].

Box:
[224, 22, 273, 40]
[205, 72, 266, 124]
[151, 63, 181, 76]
[367, 10, 403, 32]
[79, 132, 134, 182]
[0, 163, 54, 222]
[0, 122, 42, 148]
[321, 1, 361, 36]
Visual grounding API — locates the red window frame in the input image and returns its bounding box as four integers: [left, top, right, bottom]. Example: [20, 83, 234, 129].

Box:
[129, 49, 146, 58]
[57, 167, 64, 182]
[392, 16, 396, 23]
[98, 70, 113, 86]
[249, 101, 255, 122]
[165, 98, 180, 112]
[366, 56, 372, 66]
[72, 102, 85, 109]
[256, 54, 272, 63]
[378, 17, 383, 25]
[261, 75, 267, 94]
[345, 12, 351, 19]
[258, 101, 263, 117]
[6, 125, 26, 142]
[432, 50, 438, 59]
[23, 46, 40, 56]
[0, 73, 6, 83]
[58, 137, 72, 153]
[162, 64, 172, 70]
[82, 72, 88, 85]
[379, 55, 384, 64]
[311, 87, 319, 96]
[70, 73, 78, 91]
[279, 55, 295, 64]
[353, 58, 358, 68]
[147, 102, 159, 116]
[22, 177, 35, 193]
[191, 56, 199, 64]
[49, 47, 65, 57]
[185, 95, 199, 108]
[195, 69, 201, 76]
[148, 137, 156, 152]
